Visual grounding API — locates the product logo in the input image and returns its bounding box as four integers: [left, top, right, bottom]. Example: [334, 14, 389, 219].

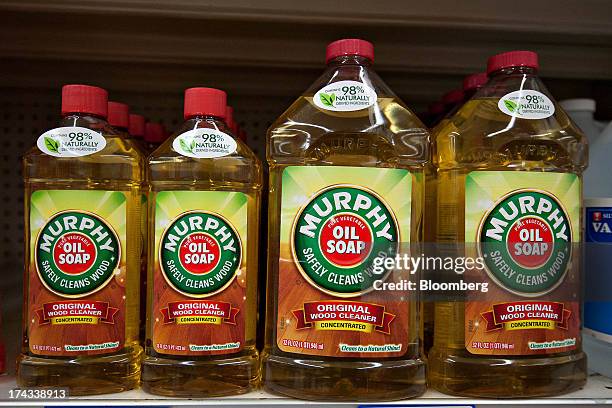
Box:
[498, 90, 555, 120]
[313, 80, 377, 112]
[172, 128, 237, 159]
[478, 189, 571, 296]
[292, 185, 399, 297]
[585, 203, 612, 243]
[160, 211, 241, 297]
[37, 127, 107, 157]
[35, 211, 120, 298]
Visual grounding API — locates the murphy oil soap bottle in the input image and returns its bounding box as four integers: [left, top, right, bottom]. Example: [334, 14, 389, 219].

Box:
[19, 84, 144, 394]
[428, 51, 588, 397]
[142, 88, 262, 397]
[262, 39, 428, 401]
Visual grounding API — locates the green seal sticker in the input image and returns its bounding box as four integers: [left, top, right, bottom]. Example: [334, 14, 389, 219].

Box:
[160, 211, 241, 297]
[292, 185, 399, 297]
[478, 189, 572, 296]
[35, 211, 120, 298]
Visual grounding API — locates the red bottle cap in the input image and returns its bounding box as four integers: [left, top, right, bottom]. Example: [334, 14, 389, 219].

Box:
[442, 89, 464, 105]
[107, 101, 129, 129]
[184, 87, 226, 120]
[144, 122, 165, 143]
[326, 39, 374, 63]
[61, 84, 108, 118]
[128, 114, 145, 138]
[226, 106, 238, 133]
[463, 72, 488, 91]
[487, 51, 539, 75]
[428, 102, 445, 116]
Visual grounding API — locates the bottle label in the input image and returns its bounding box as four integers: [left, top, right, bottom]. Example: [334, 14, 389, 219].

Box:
[28, 190, 126, 356]
[497, 90, 555, 119]
[37, 126, 107, 157]
[276, 166, 411, 357]
[313, 80, 377, 112]
[172, 128, 237, 158]
[584, 198, 612, 343]
[151, 191, 247, 355]
[464, 172, 580, 355]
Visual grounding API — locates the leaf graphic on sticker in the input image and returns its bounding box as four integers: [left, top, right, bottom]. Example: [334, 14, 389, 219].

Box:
[320, 93, 335, 107]
[190, 139, 197, 151]
[44, 137, 60, 153]
[179, 138, 192, 153]
[504, 99, 518, 112]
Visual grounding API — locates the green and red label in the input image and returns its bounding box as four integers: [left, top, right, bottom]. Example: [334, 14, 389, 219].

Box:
[159, 211, 241, 297]
[479, 190, 571, 296]
[152, 191, 248, 355]
[277, 166, 412, 357]
[465, 172, 581, 355]
[28, 190, 127, 356]
[292, 185, 399, 296]
[36, 211, 120, 297]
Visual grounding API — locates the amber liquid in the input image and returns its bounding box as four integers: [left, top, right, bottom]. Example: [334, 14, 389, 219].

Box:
[141, 118, 262, 397]
[262, 92, 428, 401]
[428, 96, 588, 397]
[18, 115, 143, 395]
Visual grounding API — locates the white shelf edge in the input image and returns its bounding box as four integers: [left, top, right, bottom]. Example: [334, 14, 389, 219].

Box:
[0, 374, 610, 406]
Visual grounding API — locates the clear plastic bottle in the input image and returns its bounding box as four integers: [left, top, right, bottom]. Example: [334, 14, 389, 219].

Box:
[262, 39, 428, 401]
[128, 113, 147, 152]
[19, 84, 143, 395]
[429, 51, 588, 397]
[559, 99, 607, 142]
[108, 101, 130, 138]
[112, 107, 148, 342]
[142, 87, 262, 397]
[424, 73, 488, 357]
[143, 122, 166, 152]
[582, 117, 612, 378]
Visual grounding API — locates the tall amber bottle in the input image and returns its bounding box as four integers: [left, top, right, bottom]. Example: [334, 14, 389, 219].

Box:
[429, 51, 588, 397]
[142, 88, 262, 397]
[262, 39, 428, 401]
[19, 85, 143, 395]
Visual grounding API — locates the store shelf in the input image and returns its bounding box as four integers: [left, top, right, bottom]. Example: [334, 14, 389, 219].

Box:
[1, 0, 612, 106]
[0, 374, 610, 406]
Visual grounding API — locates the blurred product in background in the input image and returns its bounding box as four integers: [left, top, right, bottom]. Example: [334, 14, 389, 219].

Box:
[560, 99, 607, 141]
[462, 72, 489, 101]
[422, 101, 445, 128]
[440, 89, 464, 119]
[226, 106, 238, 134]
[108, 101, 130, 137]
[144, 122, 166, 152]
[580, 101, 612, 377]
[128, 113, 147, 150]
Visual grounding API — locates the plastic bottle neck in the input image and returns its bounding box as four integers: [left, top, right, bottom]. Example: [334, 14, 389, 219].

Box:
[186, 114, 225, 124]
[184, 115, 234, 136]
[327, 55, 373, 69]
[489, 66, 538, 78]
[62, 112, 107, 121]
